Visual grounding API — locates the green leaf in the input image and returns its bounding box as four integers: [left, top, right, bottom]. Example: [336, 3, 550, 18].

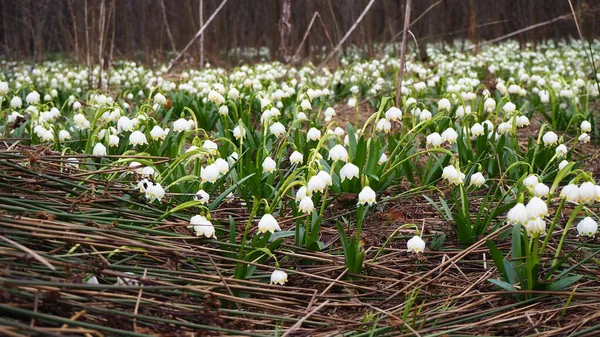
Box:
[488, 278, 519, 292]
[547, 275, 582, 291]
[486, 240, 506, 280]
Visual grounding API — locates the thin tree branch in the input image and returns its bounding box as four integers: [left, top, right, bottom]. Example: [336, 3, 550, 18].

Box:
[395, 0, 412, 107]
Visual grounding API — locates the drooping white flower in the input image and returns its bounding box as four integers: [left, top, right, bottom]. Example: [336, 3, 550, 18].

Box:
[218, 105, 229, 116]
[201, 164, 220, 183]
[526, 197, 548, 220]
[484, 98, 496, 112]
[579, 182, 597, 204]
[298, 197, 315, 214]
[580, 120, 592, 133]
[74, 113, 90, 130]
[561, 184, 580, 203]
[300, 99, 311, 110]
[507, 203, 528, 225]
[419, 109, 432, 122]
[503, 102, 516, 114]
[189, 215, 216, 238]
[469, 172, 486, 187]
[471, 123, 484, 137]
[307, 127, 321, 141]
[407, 236, 426, 253]
[556, 144, 568, 157]
[93, 143, 107, 156]
[376, 118, 391, 133]
[258, 214, 281, 234]
[296, 112, 307, 120]
[10, 96, 22, 108]
[533, 183, 550, 198]
[202, 140, 218, 155]
[270, 269, 288, 285]
[516, 116, 530, 127]
[358, 186, 376, 205]
[577, 217, 598, 237]
[26, 91, 40, 104]
[290, 151, 303, 165]
[317, 171, 332, 186]
[145, 183, 165, 202]
[194, 190, 210, 204]
[558, 160, 569, 171]
[340, 163, 360, 181]
[348, 97, 356, 108]
[525, 217, 546, 236]
[307, 175, 326, 194]
[108, 135, 119, 147]
[542, 131, 558, 146]
[378, 153, 388, 165]
[150, 126, 167, 140]
[117, 116, 135, 133]
[385, 107, 403, 121]
[438, 98, 451, 111]
[441, 128, 458, 144]
[270, 122, 286, 137]
[214, 158, 229, 174]
[58, 130, 71, 142]
[328, 144, 349, 162]
[154, 93, 167, 105]
[262, 157, 277, 173]
[497, 122, 511, 134]
[579, 133, 590, 143]
[295, 186, 310, 202]
[173, 118, 191, 133]
[523, 175, 539, 191]
[426, 132, 442, 147]
[129, 131, 148, 146]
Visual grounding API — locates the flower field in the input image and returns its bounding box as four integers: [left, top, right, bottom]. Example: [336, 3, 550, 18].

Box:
[1, 39, 600, 336]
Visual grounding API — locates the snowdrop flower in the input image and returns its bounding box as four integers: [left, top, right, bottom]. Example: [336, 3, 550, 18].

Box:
[324, 107, 336, 118]
[542, 131, 558, 146]
[378, 153, 388, 165]
[523, 175, 539, 191]
[385, 107, 403, 121]
[86, 276, 99, 285]
[358, 186, 376, 205]
[189, 215, 216, 238]
[117, 116, 134, 133]
[442, 165, 459, 184]
[441, 128, 458, 144]
[469, 172, 486, 187]
[580, 120, 592, 133]
[202, 140, 218, 155]
[228, 87, 239, 100]
[329, 144, 349, 162]
[438, 98, 451, 111]
[140, 166, 155, 178]
[218, 105, 229, 116]
[558, 160, 569, 170]
[525, 217, 546, 236]
[407, 236, 426, 253]
[300, 99, 312, 110]
[308, 175, 326, 194]
[376, 118, 391, 133]
[533, 183, 550, 198]
[516, 116, 530, 127]
[129, 131, 148, 146]
[298, 196, 315, 214]
[201, 164, 220, 183]
[296, 112, 307, 121]
[503, 102, 516, 114]
[556, 144, 568, 157]
[262, 157, 277, 173]
[317, 171, 332, 186]
[194, 190, 210, 204]
[26, 91, 40, 104]
[58, 130, 71, 142]
[154, 93, 167, 105]
[93, 143, 107, 156]
[426, 132, 442, 147]
[471, 123, 484, 137]
[208, 90, 225, 105]
[145, 183, 165, 202]
[150, 126, 167, 140]
[347, 97, 356, 108]
[507, 203, 528, 225]
[340, 163, 360, 181]
[74, 113, 91, 130]
[108, 135, 119, 147]
[577, 217, 598, 237]
[214, 158, 229, 174]
[497, 122, 511, 134]
[270, 269, 288, 285]
[579, 133, 590, 143]
[270, 122, 286, 137]
[10, 96, 22, 108]
[295, 186, 310, 202]
[258, 214, 281, 234]
[233, 125, 245, 139]
[561, 184, 580, 203]
[526, 197, 548, 220]
[484, 98, 496, 112]
[307, 127, 321, 141]
[290, 151, 303, 164]
[0, 81, 8, 95]
[579, 182, 596, 204]
[419, 109, 432, 122]
[173, 118, 191, 133]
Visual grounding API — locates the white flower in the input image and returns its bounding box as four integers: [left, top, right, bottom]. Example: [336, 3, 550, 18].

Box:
[10, 96, 22, 108]
[471, 123, 484, 137]
[340, 163, 360, 181]
[93, 143, 107, 156]
[228, 87, 239, 100]
[542, 131, 558, 146]
[298, 197, 315, 214]
[558, 160, 569, 170]
[526, 197, 548, 220]
[378, 153, 388, 165]
[150, 126, 167, 140]
[208, 90, 225, 105]
[561, 184, 580, 203]
[307, 127, 321, 141]
[117, 116, 135, 133]
[484, 98, 496, 112]
[376, 118, 391, 133]
[324, 107, 336, 117]
[426, 132, 442, 147]
[258, 214, 281, 234]
[202, 140, 218, 155]
[525, 217, 546, 236]
[577, 217, 598, 237]
[173, 118, 191, 133]
[140, 166, 155, 177]
[579, 133, 590, 143]
[507, 203, 528, 225]
[58, 130, 71, 142]
[262, 157, 277, 173]
[438, 98, 451, 111]
[348, 97, 357, 108]
[270, 269, 288, 285]
[145, 183, 165, 202]
[296, 112, 307, 120]
[189, 215, 216, 238]
[290, 151, 304, 165]
[407, 236, 426, 253]
[442, 165, 464, 185]
[580, 120, 592, 133]
[108, 135, 120, 147]
[270, 122, 286, 137]
[419, 109, 432, 122]
[307, 175, 326, 194]
[523, 175, 539, 191]
[214, 158, 229, 174]
[503, 102, 516, 114]
[556, 144, 568, 157]
[194, 190, 210, 204]
[516, 116, 530, 127]
[497, 122, 511, 134]
[233, 125, 246, 139]
[154, 93, 167, 105]
[533, 183, 550, 198]
[0, 81, 8, 95]
[74, 113, 90, 130]
[579, 182, 596, 204]
[469, 172, 486, 187]
[328, 144, 349, 162]
[385, 107, 403, 121]
[26, 91, 40, 104]
[296, 186, 310, 202]
[300, 99, 312, 110]
[201, 164, 220, 183]
[358, 186, 376, 205]
[129, 131, 148, 146]
[317, 171, 332, 186]
[218, 105, 229, 116]
[441, 128, 458, 144]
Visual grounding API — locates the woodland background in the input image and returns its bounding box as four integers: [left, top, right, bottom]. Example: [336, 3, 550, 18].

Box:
[1, 0, 600, 66]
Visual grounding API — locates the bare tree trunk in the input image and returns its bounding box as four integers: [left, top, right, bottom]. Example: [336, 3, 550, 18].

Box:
[106, 0, 116, 91]
[395, 0, 412, 108]
[160, 0, 177, 54]
[67, 0, 79, 62]
[97, 0, 107, 89]
[279, 0, 292, 63]
[84, 0, 91, 89]
[199, 0, 204, 68]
